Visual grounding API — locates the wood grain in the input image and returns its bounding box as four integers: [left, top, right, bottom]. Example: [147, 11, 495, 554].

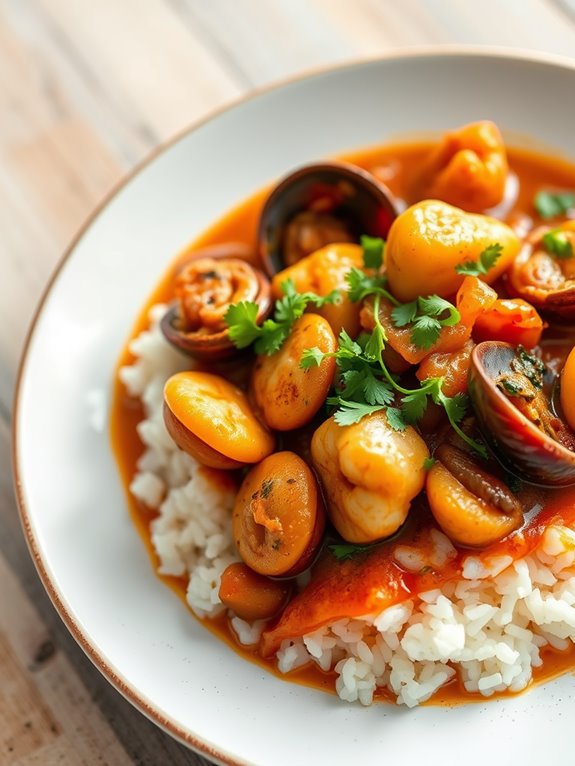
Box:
[2, 1, 574, 763]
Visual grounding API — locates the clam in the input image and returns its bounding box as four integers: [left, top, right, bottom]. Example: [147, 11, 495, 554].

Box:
[160, 243, 272, 359]
[468, 341, 575, 486]
[507, 223, 575, 319]
[258, 161, 399, 275]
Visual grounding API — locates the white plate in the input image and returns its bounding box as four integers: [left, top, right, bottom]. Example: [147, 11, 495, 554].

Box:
[14, 50, 575, 766]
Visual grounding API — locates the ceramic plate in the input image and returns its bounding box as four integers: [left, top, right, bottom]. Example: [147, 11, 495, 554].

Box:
[14, 50, 575, 766]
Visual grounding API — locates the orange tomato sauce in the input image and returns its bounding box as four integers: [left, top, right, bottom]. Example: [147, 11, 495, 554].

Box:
[111, 140, 575, 704]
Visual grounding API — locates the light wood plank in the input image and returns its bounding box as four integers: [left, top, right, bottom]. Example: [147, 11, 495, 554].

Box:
[0, 556, 133, 766]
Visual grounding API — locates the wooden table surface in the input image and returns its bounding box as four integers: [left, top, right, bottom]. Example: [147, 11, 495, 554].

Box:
[3, 1, 575, 763]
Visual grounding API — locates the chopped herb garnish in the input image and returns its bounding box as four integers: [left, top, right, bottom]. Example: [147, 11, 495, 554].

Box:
[346, 267, 398, 305]
[455, 243, 503, 276]
[360, 235, 385, 269]
[329, 543, 376, 561]
[534, 191, 575, 220]
[542, 228, 573, 260]
[301, 294, 486, 457]
[423, 457, 436, 471]
[391, 294, 461, 351]
[511, 345, 545, 390]
[225, 279, 338, 355]
[328, 398, 388, 426]
[496, 376, 535, 400]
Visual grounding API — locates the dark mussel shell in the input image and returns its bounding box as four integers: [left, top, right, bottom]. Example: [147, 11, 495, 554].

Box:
[258, 161, 399, 276]
[507, 225, 575, 319]
[160, 242, 272, 360]
[468, 341, 575, 486]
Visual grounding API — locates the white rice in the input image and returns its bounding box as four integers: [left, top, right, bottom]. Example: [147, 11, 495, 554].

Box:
[121, 305, 575, 707]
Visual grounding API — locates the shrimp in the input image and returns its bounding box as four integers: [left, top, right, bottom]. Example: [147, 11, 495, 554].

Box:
[311, 412, 429, 543]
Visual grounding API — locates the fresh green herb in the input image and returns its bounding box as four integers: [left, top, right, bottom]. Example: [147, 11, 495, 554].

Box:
[423, 457, 436, 471]
[391, 294, 461, 351]
[301, 296, 486, 457]
[346, 267, 398, 305]
[360, 235, 385, 269]
[385, 407, 408, 432]
[511, 345, 546, 390]
[542, 228, 573, 260]
[455, 243, 503, 277]
[225, 279, 338, 355]
[399, 377, 486, 458]
[327, 398, 388, 426]
[329, 542, 377, 561]
[534, 191, 575, 220]
[496, 376, 535, 400]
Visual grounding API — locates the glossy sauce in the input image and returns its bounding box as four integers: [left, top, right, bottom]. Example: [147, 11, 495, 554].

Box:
[111, 141, 575, 704]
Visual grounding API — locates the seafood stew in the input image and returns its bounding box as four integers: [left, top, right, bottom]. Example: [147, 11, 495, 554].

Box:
[112, 121, 575, 707]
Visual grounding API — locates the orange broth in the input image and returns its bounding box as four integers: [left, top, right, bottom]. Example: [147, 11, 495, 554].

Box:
[111, 140, 575, 704]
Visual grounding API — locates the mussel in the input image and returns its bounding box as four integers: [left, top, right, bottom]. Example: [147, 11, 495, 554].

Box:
[468, 341, 575, 486]
[258, 161, 399, 275]
[507, 222, 575, 319]
[160, 243, 272, 359]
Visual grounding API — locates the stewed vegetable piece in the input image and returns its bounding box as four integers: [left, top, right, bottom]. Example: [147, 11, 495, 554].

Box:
[385, 200, 520, 302]
[271, 243, 364, 337]
[232, 451, 325, 576]
[163, 371, 275, 469]
[427, 444, 523, 547]
[251, 314, 336, 431]
[219, 563, 292, 621]
[414, 121, 510, 212]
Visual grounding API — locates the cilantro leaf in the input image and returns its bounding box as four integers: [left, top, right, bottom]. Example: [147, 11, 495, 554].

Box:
[329, 543, 373, 561]
[455, 243, 503, 276]
[534, 191, 575, 220]
[364, 323, 386, 360]
[542, 229, 573, 260]
[362, 372, 394, 406]
[417, 295, 460, 325]
[423, 457, 436, 470]
[441, 392, 469, 425]
[339, 369, 367, 399]
[401, 389, 429, 423]
[391, 300, 418, 327]
[361, 235, 385, 269]
[299, 347, 326, 369]
[330, 399, 385, 426]
[391, 294, 461, 350]
[410, 315, 442, 350]
[338, 328, 363, 356]
[224, 301, 262, 348]
[385, 407, 407, 431]
[254, 319, 286, 355]
[345, 267, 399, 306]
[226, 279, 338, 356]
[346, 268, 383, 303]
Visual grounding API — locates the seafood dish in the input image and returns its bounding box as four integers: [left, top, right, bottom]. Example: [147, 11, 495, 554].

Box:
[112, 121, 575, 707]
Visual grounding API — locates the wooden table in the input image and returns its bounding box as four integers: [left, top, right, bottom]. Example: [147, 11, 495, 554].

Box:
[2, 2, 575, 763]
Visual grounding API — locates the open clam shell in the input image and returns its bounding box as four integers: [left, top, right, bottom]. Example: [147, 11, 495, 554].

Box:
[468, 341, 575, 486]
[258, 161, 399, 275]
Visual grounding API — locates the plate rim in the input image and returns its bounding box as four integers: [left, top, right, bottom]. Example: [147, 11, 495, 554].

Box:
[11, 45, 575, 764]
